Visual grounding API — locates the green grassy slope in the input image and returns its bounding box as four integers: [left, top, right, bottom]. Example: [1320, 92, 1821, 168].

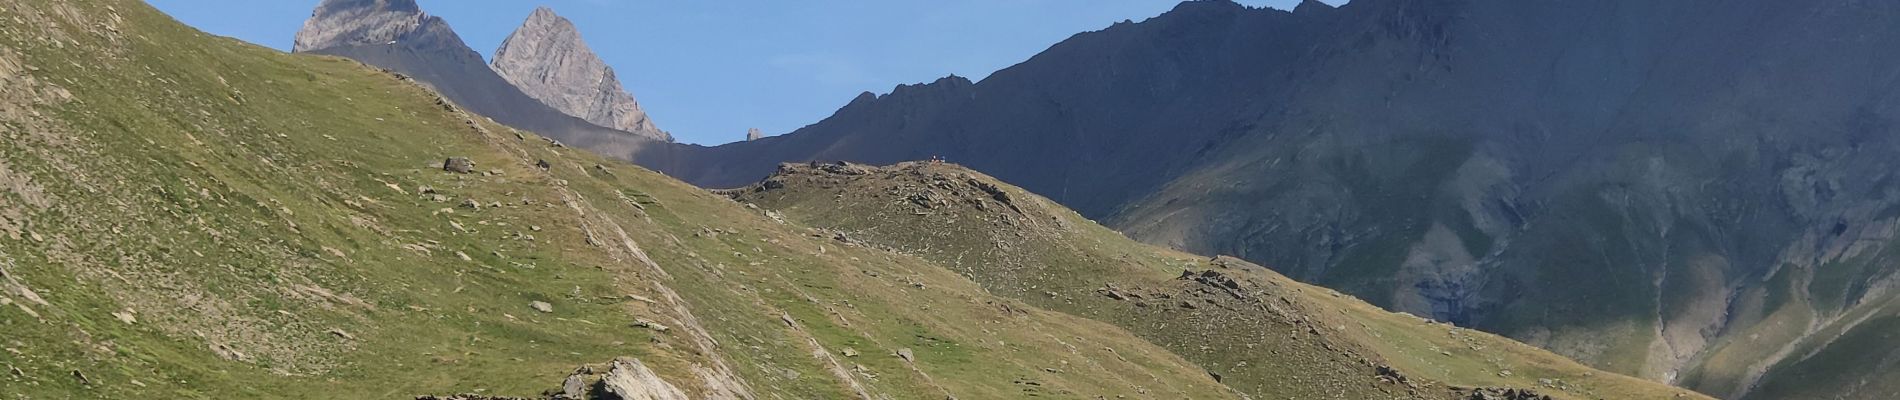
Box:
[0, 0, 1240, 398]
[728, 161, 1710, 400]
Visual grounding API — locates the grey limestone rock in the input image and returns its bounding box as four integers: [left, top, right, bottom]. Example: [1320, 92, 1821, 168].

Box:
[492, 7, 670, 142]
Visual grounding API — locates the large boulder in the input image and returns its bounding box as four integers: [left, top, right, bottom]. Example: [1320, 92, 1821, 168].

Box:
[443, 157, 474, 173]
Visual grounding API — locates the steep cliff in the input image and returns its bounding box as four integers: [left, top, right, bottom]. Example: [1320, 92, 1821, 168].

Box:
[492, 7, 671, 142]
[294, 0, 664, 157]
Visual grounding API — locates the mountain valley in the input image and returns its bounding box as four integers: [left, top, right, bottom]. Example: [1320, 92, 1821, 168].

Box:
[5, 0, 1900, 398]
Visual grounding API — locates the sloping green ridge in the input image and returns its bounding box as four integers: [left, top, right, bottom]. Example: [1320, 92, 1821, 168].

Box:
[730, 161, 1710, 400]
[0, 0, 1237, 398]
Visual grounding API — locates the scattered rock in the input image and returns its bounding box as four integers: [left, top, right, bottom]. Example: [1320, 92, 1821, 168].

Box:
[560, 370, 589, 399]
[1459, 387, 1552, 400]
[209, 342, 247, 361]
[460, 199, 481, 209]
[530, 301, 554, 313]
[536, 159, 551, 170]
[111, 310, 136, 324]
[443, 157, 475, 174]
[897, 348, 916, 363]
[1097, 283, 1139, 301]
[328, 328, 356, 340]
[841, 348, 860, 358]
[831, 231, 857, 245]
[967, 179, 1018, 212]
[1179, 270, 1248, 300]
[631, 318, 670, 333]
[1375, 364, 1411, 386]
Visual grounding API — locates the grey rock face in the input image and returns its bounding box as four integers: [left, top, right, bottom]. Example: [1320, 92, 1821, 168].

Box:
[600, 358, 689, 400]
[294, 0, 666, 162]
[442, 157, 474, 174]
[293, 0, 458, 54]
[492, 8, 671, 142]
[746, 128, 763, 141]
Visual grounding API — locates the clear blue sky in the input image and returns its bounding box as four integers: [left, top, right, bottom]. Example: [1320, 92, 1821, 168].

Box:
[144, 0, 1320, 145]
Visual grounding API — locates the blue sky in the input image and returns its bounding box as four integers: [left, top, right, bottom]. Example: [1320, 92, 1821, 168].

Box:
[144, 0, 1320, 145]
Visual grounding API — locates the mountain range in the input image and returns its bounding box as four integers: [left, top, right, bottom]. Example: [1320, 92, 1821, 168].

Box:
[0, 1, 1707, 398]
[627, 1, 1900, 398]
[4, 0, 1896, 398]
[293, 0, 673, 144]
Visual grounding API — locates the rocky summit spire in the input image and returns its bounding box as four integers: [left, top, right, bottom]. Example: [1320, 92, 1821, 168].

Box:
[491, 7, 672, 142]
[293, 0, 464, 54]
[746, 128, 764, 141]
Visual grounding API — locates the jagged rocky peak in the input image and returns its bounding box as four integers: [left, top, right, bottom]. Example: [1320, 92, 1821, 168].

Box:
[492, 7, 672, 142]
[746, 128, 764, 141]
[1167, 0, 1251, 15]
[293, 0, 465, 54]
[884, 75, 976, 102]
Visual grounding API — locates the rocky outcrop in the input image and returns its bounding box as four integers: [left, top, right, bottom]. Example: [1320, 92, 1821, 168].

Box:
[745, 128, 763, 141]
[292, 0, 462, 54]
[442, 157, 474, 174]
[595, 358, 690, 400]
[416, 358, 686, 400]
[1456, 388, 1553, 400]
[491, 7, 671, 142]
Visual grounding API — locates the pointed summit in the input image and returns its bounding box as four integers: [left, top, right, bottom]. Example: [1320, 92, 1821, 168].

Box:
[492, 7, 671, 142]
[293, 0, 462, 54]
[291, 0, 666, 159]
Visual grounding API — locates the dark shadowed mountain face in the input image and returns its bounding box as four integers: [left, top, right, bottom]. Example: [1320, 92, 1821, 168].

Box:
[293, 0, 663, 157]
[638, 0, 1900, 398]
[638, 0, 1331, 218]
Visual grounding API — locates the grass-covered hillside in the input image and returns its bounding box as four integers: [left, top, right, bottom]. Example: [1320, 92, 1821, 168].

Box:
[727, 161, 1710, 400]
[0, 0, 1254, 398]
